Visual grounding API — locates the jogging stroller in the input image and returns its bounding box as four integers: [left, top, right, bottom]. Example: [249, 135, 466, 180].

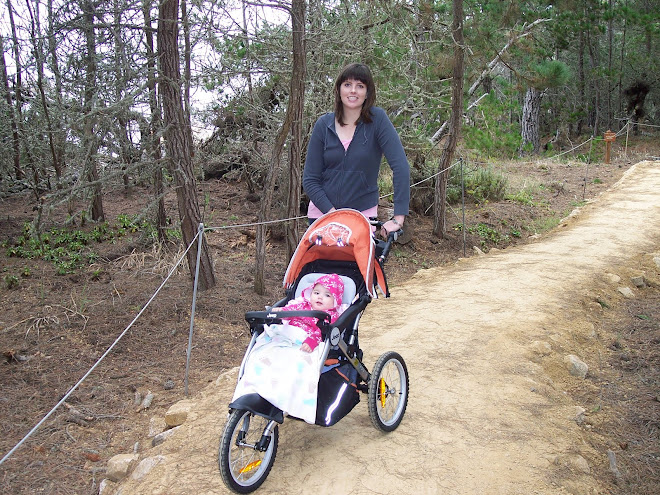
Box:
[219, 209, 410, 493]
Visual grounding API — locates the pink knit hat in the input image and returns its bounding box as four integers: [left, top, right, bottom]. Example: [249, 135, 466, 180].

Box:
[302, 273, 344, 308]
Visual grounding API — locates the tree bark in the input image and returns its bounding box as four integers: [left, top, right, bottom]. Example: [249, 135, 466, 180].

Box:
[254, 124, 291, 294]
[27, 0, 63, 182]
[143, 0, 166, 240]
[0, 35, 22, 181]
[113, 0, 135, 191]
[182, 0, 192, 124]
[606, 0, 613, 130]
[254, 0, 303, 294]
[433, 0, 464, 237]
[285, 0, 306, 259]
[82, 0, 105, 221]
[158, 0, 216, 290]
[587, 29, 600, 136]
[519, 86, 542, 155]
[5, 0, 25, 181]
[47, 0, 66, 183]
[577, 29, 585, 136]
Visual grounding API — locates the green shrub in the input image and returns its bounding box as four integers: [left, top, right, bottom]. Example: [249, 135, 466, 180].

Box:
[454, 222, 510, 247]
[4, 215, 158, 274]
[462, 88, 522, 159]
[3, 274, 19, 289]
[445, 164, 508, 204]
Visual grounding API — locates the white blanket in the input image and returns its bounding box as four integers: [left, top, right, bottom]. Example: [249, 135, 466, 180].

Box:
[232, 323, 323, 424]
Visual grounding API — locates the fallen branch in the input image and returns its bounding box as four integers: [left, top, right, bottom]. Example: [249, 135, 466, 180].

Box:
[431, 18, 551, 144]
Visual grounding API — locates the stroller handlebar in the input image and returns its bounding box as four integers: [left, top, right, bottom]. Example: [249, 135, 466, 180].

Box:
[378, 229, 403, 262]
[245, 309, 332, 327]
[370, 218, 403, 264]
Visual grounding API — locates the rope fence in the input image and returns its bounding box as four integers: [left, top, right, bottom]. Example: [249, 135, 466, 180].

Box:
[0, 231, 200, 467]
[0, 158, 465, 466]
[2, 117, 657, 466]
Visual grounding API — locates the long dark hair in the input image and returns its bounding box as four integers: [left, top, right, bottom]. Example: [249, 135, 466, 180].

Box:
[334, 63, 376, 126]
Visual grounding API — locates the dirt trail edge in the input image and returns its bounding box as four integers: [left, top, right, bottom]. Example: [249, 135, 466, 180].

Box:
[113, 161, 659, 495]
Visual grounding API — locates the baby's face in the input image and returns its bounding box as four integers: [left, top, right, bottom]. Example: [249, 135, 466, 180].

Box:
[309, 283, 335, 311]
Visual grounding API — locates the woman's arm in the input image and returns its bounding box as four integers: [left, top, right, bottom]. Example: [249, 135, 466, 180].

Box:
[374, 109, 410, 218]
[302, 116, 335, 213]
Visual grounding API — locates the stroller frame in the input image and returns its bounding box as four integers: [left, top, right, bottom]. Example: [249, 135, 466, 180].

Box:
[219, 210, 410, 493]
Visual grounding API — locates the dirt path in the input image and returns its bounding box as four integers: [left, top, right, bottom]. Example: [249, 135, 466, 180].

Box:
[112, 161, 659, 495]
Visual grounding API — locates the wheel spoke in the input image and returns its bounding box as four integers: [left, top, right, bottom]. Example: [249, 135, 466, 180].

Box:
[220, 409, 279, 492]
[368, 352, 409, 432]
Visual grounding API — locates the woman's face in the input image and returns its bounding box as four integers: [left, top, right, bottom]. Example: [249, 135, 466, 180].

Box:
[339, 78, 367, 112]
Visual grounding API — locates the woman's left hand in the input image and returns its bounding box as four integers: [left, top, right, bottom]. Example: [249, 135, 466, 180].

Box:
[380, 216, 404, 239]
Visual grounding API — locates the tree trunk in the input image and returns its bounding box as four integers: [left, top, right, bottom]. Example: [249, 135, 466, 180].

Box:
[82, 0, 104, 221]
[27, 0, 62, 182]
[519, 86, 542, 156]
[587, 29, 600, 136]
[143, 0, 166, 240]
[0, 35, 22, 181]
[254, 1, 303, 294]
[618, 15, 627, 123]
[433, 0, 464, 237]
[242, 0, 259, 195]
[113, 0, 134, 191]
[47, 0, 66, 184]
[606, 0, 613, 130]
[182, 0, 191, 124]
[577, 29, 585, 136]
[285, 0, 306, 259]
[254, 125, 290, 294]
[5, 0, 25, 181]
[158, 0, 216, 290]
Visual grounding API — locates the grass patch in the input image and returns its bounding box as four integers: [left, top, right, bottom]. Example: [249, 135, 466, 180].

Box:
[446, 165, 508, 204]
[525, 215, 561, 235]
[454, 222, 510, 247]
[3, 215, 163, 275]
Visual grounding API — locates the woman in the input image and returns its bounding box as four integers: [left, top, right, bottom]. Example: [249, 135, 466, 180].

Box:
[302, 63, 410, 237]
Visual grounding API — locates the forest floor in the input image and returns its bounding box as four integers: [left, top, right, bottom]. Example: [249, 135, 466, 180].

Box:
[0, 136, 658, 494]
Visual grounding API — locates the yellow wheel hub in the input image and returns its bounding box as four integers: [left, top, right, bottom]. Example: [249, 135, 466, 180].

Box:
[379, 377, 387, 408]
[239, 459, 262, 474]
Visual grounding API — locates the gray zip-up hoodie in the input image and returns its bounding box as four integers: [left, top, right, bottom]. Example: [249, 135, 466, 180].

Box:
[302, 107, 410, 217]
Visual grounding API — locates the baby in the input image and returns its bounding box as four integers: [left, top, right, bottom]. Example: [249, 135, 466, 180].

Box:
[274, 273, 344, 352]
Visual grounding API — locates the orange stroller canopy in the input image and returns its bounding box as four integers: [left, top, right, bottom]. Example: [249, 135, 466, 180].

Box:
[283, 209, 388, 298]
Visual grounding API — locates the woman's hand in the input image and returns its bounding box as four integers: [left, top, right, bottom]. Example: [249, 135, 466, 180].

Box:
[380, 215, 404, 239]
[301, 343, 312, 353]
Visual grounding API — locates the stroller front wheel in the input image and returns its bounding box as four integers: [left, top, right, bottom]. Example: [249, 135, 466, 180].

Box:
[219, 409, 279, 493]
[368, 351, 409, 432]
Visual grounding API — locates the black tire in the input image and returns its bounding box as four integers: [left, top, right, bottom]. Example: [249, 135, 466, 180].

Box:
[368, 351, 409, 432]
[219, 409, 279, 493]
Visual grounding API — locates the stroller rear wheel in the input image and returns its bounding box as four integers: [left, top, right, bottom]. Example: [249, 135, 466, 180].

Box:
[368, 351, 409, 432]
[219, 409, 279, 493]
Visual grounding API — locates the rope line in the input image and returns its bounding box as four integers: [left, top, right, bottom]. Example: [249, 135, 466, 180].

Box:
[542, 119, 653, 161]
[632, 121, 660, 129]
[382, 158, 461, 198]
[3, 117, 655, 464]
[0, 157, 460, 464]
[204, 215, 307, 232]
[0, 231, 200, 466]
[546, 136, 594, 159]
